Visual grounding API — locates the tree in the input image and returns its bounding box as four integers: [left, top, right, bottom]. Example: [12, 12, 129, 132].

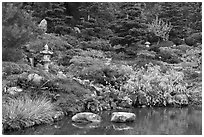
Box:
[2, 2, 41, 62]
[76, 2, 117, 40]
[44, 2, 74, 34]
[159, 2, 202, 39]
[110, 2, 148, 46]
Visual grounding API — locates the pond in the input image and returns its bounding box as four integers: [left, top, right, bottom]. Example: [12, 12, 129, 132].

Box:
[5, 107, 202, 135]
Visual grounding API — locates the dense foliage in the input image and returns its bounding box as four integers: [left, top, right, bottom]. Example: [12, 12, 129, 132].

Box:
[2, 2, 202, 132]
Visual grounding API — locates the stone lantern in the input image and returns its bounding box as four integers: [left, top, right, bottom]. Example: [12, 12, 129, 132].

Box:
[145, 41, 151, 48]
[40, 44, 53, 72]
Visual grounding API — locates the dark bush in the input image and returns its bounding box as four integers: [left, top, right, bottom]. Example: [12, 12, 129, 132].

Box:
[185, 32, 202, 46]
[2, 48, 24, 62]
[79, 39, 112, 51]
[158, 41, 175, 47]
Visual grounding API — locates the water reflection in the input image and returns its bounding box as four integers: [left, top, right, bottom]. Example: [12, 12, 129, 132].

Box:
[5, 107, 202, 135]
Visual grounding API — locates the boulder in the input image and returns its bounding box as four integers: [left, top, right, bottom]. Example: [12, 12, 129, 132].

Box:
[28, 73, 44, 85]
[53, 111, 64, 121]
[111, 112, 136, 122]
[57, 71, 67, 79]
[72, 112, 101, 123]
[38, 19, 47, 33]
[7, 87, 23, 95]
[118, 96, 133, 108]
[174, 94, 188, 105]
[137, 91, 148, 106]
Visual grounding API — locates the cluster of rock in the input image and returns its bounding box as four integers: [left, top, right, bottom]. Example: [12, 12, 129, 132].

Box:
[72, 112, 136, 123]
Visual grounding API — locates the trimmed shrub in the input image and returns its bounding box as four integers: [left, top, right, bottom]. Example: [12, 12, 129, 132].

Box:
[79, 39, 112, 51]
[28, 33, 72, 52]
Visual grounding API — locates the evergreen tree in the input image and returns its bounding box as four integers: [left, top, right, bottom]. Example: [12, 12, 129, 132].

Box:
[44, 2, 73, 34]
[2, 2, 41, 62]
[159, 2, 202, 39]
[110, 2, 148, 46]
[77, 2, 115, 40]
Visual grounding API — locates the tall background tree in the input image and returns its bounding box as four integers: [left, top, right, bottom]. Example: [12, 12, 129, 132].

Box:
[109, 2, 148, 46]
[2, 2, 41, 62]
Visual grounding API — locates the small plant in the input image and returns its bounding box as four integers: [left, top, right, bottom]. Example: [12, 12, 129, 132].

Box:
[2, 94, 57, 130]
[148, 16, 173, 41]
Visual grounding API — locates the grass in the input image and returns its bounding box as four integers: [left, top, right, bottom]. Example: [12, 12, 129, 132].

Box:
[2, 94, 57, 131]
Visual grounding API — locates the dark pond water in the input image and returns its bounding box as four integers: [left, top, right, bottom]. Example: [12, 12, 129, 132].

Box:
[5, 107, 202, 135]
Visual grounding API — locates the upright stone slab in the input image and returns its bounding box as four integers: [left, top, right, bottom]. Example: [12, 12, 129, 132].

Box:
[38, 19, 47, 33]
[111, 112, 136, 123]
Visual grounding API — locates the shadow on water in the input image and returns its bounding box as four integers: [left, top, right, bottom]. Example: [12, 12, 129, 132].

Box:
[4, 107, 202, 135]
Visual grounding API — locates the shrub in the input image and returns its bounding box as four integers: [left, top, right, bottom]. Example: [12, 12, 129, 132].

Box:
[69, 49, 107, 69]
[148, 16, 173, 41]
[123, 63, 187, 106]
[28, 33, 72, 53]
[3, 62, 23, 76]
[2, 48, 24, 62]
[185, 32, 202, 46]
[2, 94, 57, 130]
[158, 47, 182, 64]
[137, 50, 157, 59]
[79, 39, 112, 51]
[181, 46, 202, 70]
[63, 35, 80, 47]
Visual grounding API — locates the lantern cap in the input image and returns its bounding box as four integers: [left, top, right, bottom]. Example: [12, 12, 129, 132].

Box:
[145, 41, 150, 45]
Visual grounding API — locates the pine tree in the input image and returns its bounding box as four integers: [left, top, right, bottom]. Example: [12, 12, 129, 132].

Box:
[2, 2, 41, 62]
[77, 2, 116, 40]
[110, 2, 148, 46]
[159, 2, 202, 39]
[44, 2, 73, 34]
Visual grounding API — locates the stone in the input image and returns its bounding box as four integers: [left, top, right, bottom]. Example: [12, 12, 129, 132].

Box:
[57, 71, 67, 79]
[165, 93, 174, 105]
[174, 94, 188, 105]
[53, 111, 64, 121]
[118, 96, 133, 108]
[73, 27, 81, 33]
[111, 112, 136, 123]
[137, 91, 148, 106]
[28, 73, 44, 84]
[7, 87, 23, 95]
[38, 19, 47, 33]
[72, 112, 101, 123]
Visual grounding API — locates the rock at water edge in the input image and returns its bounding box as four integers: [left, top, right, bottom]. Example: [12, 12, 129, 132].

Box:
[72, 112, 101, 123]
[111, 112, 136, 122]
